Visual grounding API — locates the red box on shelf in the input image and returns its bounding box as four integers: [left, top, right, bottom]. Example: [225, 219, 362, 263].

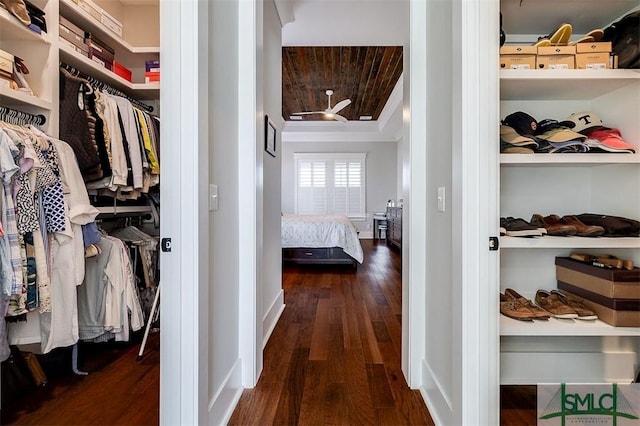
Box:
[113, 61, 132, 82]
[144, 71, 160, 83]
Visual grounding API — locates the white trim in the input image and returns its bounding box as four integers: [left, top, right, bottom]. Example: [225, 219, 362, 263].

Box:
[377, 74, 403, 130]
[458, 0, 498, 424]
[262, 290, 285, 349]
[421, 359, 453, 422]
[238, 0, 260, 388]
[273, 0, 295, 27]
[207, 359, 244, 426]
[404, 0, 427, 389]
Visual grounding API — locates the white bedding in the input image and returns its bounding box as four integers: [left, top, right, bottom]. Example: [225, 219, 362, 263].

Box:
[281, 214, 364, 263]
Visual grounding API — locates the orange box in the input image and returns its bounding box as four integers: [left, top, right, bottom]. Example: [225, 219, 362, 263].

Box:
[113, 61, 132, 82]
[145, 71, 160, 83]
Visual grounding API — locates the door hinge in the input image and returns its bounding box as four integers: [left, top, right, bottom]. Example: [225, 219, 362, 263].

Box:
[161, 237, 172, 252]
[489, 236, 499, 251]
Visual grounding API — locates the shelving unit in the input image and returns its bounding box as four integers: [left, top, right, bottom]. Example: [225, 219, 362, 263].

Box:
[498, 1, 640, 387]
[0, 0, 159, 137]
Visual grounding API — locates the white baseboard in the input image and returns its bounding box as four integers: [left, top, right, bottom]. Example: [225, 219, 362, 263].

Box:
[208, 359, 243, 426]
[263, 289, 285, 349]
[359, 231, 374, 239]
[421, 359, 453, 425]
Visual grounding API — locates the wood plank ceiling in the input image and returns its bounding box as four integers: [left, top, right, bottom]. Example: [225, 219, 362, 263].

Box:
[282, 46, 403, 122]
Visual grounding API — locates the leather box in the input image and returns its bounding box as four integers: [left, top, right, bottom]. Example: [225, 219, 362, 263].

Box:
[499, 45, 537, 70]
[88, 50, 113, 71]
[536, 45, 576, 69]
[555, 257, 640, 299]
[60, 15, 85, 38]
[59, 24, 86, 51]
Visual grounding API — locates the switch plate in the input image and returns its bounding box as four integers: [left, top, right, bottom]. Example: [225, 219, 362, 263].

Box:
[209, 184, 218, 211]
[437, 187, 445, 212]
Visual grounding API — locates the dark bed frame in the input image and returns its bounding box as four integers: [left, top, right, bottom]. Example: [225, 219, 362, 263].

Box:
[282, 247, 358, 268]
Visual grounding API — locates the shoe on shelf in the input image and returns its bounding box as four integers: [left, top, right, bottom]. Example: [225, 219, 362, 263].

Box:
[550, 290, 598, 321]
[537, 23, 572, 46]
[535, 289, 578, 319]
[500, 217, 543, 237]
[560, 215, 605, 237]
[504, 288, 550, 320]
[530, 214, 577, 236]
[500, 293, 535, 321]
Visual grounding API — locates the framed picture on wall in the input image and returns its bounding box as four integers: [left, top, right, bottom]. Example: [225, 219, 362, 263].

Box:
[265, 115, 276, 157]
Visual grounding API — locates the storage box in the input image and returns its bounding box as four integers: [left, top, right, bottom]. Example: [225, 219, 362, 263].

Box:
[113, 61, 131, 82]
[145, 60, 160, 72]
[78, 0, 103, 22]
[0, 48, 14, 75]
[59, 15, 85, 38]
[555, 257, 640, 299]
[88, 51, 113, 71]
[536, 45, 576, 69]
[84, 32, 115, 60]
[59, 24, 85, 50]
[558, 288, 640, 327]
[575, 42, 612, 69]
[499, 45, 537, 70]
[100, 9, 123, 37]
[145, 71, 159, 83]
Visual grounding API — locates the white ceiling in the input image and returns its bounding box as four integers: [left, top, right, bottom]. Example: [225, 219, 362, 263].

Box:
[279, 0, 408, 142]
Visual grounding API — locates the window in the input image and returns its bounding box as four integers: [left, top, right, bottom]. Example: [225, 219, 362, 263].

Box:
[294, 153, 366, 219]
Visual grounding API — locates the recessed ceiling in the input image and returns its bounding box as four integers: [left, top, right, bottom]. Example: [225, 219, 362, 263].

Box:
[282, 46, 403, 122]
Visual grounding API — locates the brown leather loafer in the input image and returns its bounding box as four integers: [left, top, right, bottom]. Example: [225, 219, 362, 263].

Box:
[505, 288, 550, 320]
[535, 290, 578, 319]
[530, 214, 577, 236]
[560, 215, 605, 237]
[550, 290, 598, 320]
[500, 293, 535, 321]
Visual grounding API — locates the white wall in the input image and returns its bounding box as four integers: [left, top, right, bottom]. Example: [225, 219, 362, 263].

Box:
[281, 140, 398, 235]
[419, 0, 455, 423]
[207, 0, 242, 422]
[261, 0, 285, 350]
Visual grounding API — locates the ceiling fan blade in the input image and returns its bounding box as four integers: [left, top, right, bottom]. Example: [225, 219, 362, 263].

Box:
[331, 99, 351, 114]
[332, 114, 348, 123]
[291, 111, 325, 115]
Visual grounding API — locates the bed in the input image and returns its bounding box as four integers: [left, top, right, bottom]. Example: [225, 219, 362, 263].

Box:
[281, 214, 364, 267]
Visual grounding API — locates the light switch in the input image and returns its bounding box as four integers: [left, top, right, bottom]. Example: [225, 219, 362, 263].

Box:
[437, 187, 445, 212]
[209, 184, 218, 211]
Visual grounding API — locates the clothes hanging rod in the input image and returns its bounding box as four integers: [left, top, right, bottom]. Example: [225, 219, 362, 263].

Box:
[59, 62, 154, 113]
[0, 106, 46, 126]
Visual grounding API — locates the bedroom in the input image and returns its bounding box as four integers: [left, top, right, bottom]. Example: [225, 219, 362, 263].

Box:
[278, 3, 406, 264]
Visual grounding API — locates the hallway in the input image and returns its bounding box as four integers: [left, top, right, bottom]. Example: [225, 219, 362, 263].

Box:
[229, 240, 435, 425]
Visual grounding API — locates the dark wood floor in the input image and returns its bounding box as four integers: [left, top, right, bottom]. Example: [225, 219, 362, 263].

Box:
[1, 331, 160, 425]
[229, 240, 435, 425]
[1, 240, 535, 425]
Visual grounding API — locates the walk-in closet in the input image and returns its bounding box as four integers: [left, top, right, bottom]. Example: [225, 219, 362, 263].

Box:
[0, 0, 160, 422]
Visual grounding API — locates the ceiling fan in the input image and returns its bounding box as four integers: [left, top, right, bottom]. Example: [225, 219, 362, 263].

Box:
[291, 89, 351, 122]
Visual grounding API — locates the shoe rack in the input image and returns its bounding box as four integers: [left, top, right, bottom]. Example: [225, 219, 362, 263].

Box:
[0, 0, 159, 138]
[499, 0, 640, 385]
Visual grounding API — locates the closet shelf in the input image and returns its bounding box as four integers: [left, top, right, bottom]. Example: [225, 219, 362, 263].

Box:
[59, 44, 159, 98]
[96, 205, 151, 215]
[0, 7, 51, 44]
[59, 0, 159, 55]
[500, 236, 640, 249]
[500, 69, 640, 101]
[0, 85, 52, 111]
[500, 315, 640, 337]
[500, 153, 640, 166]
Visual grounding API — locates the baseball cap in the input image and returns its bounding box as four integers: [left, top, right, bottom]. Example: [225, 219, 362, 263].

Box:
[587, 128, 636, 153]
[500, 125, 538, 147]
[565, 111, 610, 134]
[502, 111, 538, 138]
[537, 127, 586, 143]
[535, 118, 577, 135]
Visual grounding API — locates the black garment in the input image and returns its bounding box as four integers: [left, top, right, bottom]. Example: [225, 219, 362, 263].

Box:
[59, 71, 101, 174]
